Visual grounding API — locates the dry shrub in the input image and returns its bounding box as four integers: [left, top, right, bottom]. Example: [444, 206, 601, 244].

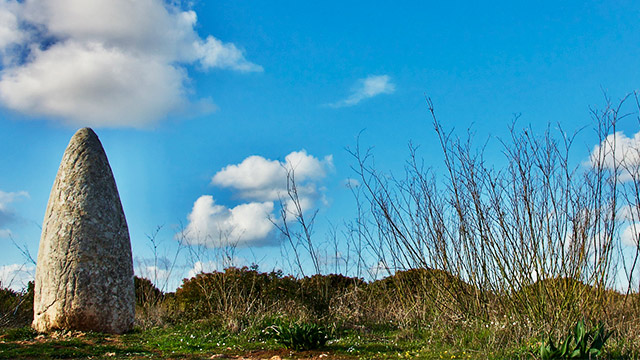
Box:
[134, 276, 180, 329]
[350, 96, 640, 328]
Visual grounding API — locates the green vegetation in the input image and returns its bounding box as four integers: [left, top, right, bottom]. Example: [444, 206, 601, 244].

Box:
[264, 322, 329, 350]
[541, 320, 612, 359]
[1, 269, 639, 359]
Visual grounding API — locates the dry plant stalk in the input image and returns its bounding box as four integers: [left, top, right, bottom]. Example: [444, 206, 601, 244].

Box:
[349, 95, 640, 332]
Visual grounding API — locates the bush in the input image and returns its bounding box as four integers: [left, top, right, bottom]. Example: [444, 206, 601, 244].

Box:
[299, 273, 364, 316]
[135, 276, 164, 307]
[0, 281, 33, 328]
[174, 267, 365, 320]
[174, 267, 298, 319]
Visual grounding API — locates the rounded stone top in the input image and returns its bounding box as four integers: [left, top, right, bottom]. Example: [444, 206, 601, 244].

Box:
[70, 127, 99, 143]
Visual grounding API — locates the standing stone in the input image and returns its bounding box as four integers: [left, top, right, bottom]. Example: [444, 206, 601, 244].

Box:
[33, 128, 134, 334]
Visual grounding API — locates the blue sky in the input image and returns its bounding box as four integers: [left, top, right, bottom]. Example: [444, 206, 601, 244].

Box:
[1, 0, 640, 291]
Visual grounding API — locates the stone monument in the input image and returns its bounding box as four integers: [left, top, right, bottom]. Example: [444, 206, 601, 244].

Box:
[33, 128, 134, 334]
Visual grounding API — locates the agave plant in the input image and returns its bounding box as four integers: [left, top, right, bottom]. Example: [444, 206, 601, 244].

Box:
[540, 320, 612, 359]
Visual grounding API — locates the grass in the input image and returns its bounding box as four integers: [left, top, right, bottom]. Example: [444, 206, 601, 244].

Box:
[2, 270, 640, 359]
[0, 323, 520, 359]
[0, 320, 601, 360]
[3, 315, 638, 359]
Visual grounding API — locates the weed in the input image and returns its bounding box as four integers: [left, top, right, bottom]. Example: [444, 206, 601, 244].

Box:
[264, 322, 329, 350]
[541, 320, 612, 359]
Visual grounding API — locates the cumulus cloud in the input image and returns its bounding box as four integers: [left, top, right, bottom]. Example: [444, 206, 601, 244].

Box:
[328, 75, 395, 108]
[0, 263, 34, 291]
[212, 150, 333, 204]
[183, 195, 275, 247]
[0, 41, 186, 127]
[589, 131, 640, 182]
[182, 150, 333, 248]
[0, 0, 262, 127]
[369, 260, 391, 279]
[187, 261, 217, 278]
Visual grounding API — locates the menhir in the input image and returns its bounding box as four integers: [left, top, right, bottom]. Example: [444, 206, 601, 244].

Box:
[33, 128, 134, 334]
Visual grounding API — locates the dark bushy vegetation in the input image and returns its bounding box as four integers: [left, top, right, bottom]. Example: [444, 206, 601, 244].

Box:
[0, 281, 33, 328]
[4, 266, 636, 357]
[172, 267, 365, 324]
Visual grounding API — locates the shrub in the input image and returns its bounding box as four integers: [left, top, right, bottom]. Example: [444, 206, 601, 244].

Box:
[299, 273, 364, 316]
[173, 267, 364, 322]
[174, 267, 298, 320]
[135, 276, 164, 307]
[0, 281, 33, 328]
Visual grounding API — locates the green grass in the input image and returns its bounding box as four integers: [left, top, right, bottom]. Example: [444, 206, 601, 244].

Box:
[0, 318, 635, 359]
[0, 322, 538, 360]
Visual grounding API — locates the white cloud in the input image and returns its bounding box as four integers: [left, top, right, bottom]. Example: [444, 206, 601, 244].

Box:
[0, 1, 23, 63]
[196, 36, 263, 72]
[0, 229, 12, 238]
[133, 255, 187, 292]
[183, 195, 275, 247]
[0, 41, 186, 127]
[328, 75, 395, 108]
[0, 189, 28, 226]
[621, 223, 640, 247]
[0, 263, 34, 291]
[618, 204, 640, 222]
[188, 261, 216, 278]
[212, 150, 334, 205]
[0, 0, 261, 128]
[344, 178, 360, 188]
[183, 150, 333, 248]
[135, 264, 181, 293]
[589, 131, 640, 182]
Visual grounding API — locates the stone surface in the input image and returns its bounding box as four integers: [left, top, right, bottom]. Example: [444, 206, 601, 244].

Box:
[33, 127, 134, 334]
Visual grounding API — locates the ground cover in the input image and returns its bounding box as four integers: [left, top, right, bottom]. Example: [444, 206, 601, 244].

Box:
[0, 322, 539, 360]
